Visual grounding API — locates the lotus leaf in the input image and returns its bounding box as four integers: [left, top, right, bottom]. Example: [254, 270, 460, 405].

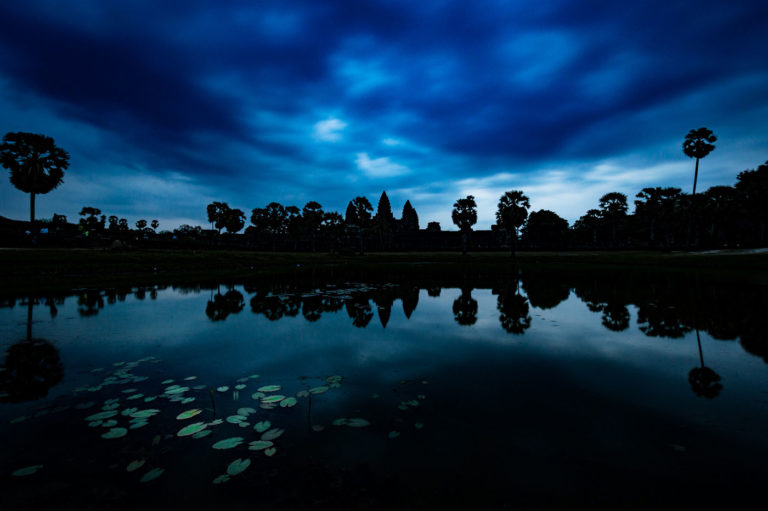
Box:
[177, 422, 207, 437]
[102, 427, 128, 439]
[257, 385, 281, 392]
[12, 465, 43, 476]
[140, 467, 164, 483]
[226, 458, 251, 476]
[212, 437, 244, 450]
[261, 428, 284, 441]
[254, 420, 271, 433]
[85, 411, 118, 421]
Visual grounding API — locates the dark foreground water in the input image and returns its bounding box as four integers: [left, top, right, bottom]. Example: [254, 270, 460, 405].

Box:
[1, 267, 767, 509]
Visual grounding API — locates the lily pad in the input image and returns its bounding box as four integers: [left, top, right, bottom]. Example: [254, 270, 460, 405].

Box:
[261, 395, 286, 404]
[181, 397, 196, 404]
[254, 420, 271, 433]
[280, 397, 298, 408]
[12, 465, 43, 476]
[347, 418, 370, 428]
[213, 474, 230, 484]
[414, 422, 424, 430]
[213, 437, 244, 450]
[178, 422, 207, 437]
[309, 386, 328, 394]
[251, 392, 265, 400]
[296, 390, 310, 398]
[101, 419, 118, 428]
[192, 429, 212, 439]
[161, 379, 174, 384]
[249, 374, 260, 379]
[140, 467, 164, 483]
[85, 411, 118, 421]
[388, 431, 400, 439]
[226, 458, 251, 476]
[166, 386, 189, 395]
[261, 428, 284, 441]
[208, 419, 223, 426]
[226, 415, 247, 424]
[326, 375, 343, 384]
[257, 385, 281, 392]
[264, 447, 276, 457]
[248, 440, 273, 450]
[131, 409, 160, 419]
[332, 418, 348, 426]
[216, 386, 229, 392]
[129, 420, 149, 429]
[184, 376, 197, 381]
[237, 407, 256, 416]
[102, 427, 128, 439]
[126, 459, 145, 472]
[176, 409, 202, 420]
[234, 384, 246, 390]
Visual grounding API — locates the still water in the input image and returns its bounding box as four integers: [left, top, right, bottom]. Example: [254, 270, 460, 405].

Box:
[1, 268, 767, 509]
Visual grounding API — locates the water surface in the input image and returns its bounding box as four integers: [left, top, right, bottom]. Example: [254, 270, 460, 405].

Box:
[1, 268, 767, 509]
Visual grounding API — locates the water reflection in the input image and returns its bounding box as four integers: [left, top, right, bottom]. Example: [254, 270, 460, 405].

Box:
[205, 287, 245, 322]
[689, 329, 723, 399]
[0, 299, 63, 403]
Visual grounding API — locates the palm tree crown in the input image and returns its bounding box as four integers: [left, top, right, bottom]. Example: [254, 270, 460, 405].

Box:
[1, 132, 69, 195]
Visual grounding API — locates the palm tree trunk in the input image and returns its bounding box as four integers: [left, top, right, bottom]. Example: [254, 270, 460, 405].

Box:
[461, 231, 467, 255]
[696, 329, 704, 368]
[692, 158, 700, 196]
[29, 192, 36, 244]
[511, 228, 517, 257]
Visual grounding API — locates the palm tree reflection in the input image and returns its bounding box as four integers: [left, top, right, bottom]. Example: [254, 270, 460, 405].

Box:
[688, 329, 723, 399]
[453, 287, 478, 326]
[0, 299, 63, 403]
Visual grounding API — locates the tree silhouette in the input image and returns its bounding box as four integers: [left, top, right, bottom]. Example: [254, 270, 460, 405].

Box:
[521, 209, 568, 249]
[206, 201, 231, 233]
[573, 209, 602, 245]
[496, 190, 530, 256]
[0, 132, 69, 243]
[683, 127, 717, 197]
[302, 201, 324, 252]
[347, 197, 373, 255]
[497, 285, 531, 334]
[286, 206, 303, 250]
[223, 208, 245, 233]
[401, 200, 419, 231]
[136, 219, 148, 231]
[150, 219, 159, 232]
[0, 299, 63, 402]
[320, 212, 346, 254]
[254, 202, 287, 250]
[634, 187, 682, 247]
[453, 287, 478, 326]
[688, 329, 722, 399]
[205, 289, 245, 321]
[599, 192, 628, 245]
[452, 195, 477, 255]
[735, 160, 768, 246]
[79, 207, 105, 233]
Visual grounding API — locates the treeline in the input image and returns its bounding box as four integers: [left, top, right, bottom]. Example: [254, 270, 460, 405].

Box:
[3, 129, 767, 251]
[195, 158, 767, 252]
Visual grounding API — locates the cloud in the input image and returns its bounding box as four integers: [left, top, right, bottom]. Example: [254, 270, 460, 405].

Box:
[355, 153, 410, 178]
[312, 118, 348, 142]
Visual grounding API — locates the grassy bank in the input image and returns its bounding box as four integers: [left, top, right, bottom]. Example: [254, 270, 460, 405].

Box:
[1, 248, 767, 294]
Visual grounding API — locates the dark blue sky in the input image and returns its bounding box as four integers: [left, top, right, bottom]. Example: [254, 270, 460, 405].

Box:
[1, 0, 767, 229]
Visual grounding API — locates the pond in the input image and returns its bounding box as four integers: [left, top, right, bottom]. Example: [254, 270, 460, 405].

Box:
[1, 267, 767, 509]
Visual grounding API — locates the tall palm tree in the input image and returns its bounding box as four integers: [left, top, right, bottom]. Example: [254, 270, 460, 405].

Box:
[0, 132, 70, 242]
[683, 127, 717, 247]
[496, 190, 530, 256]
[452, 195, 477, 255]
[683, 127, 717, 197]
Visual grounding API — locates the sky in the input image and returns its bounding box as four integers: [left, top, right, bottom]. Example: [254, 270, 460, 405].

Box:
[1, 0, 767, 230]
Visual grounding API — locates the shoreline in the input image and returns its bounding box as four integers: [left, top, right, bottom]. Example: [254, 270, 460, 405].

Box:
[2, 248, 767, 295]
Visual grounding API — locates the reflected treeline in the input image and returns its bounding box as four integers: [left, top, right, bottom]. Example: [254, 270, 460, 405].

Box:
[5, 267, 767, 369]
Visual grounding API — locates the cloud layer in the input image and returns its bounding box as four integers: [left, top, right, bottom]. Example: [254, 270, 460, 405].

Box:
[1, 0, 766, 229]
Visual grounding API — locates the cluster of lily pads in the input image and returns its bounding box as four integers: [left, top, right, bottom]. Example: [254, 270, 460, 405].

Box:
[8, 353, 431, 484]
